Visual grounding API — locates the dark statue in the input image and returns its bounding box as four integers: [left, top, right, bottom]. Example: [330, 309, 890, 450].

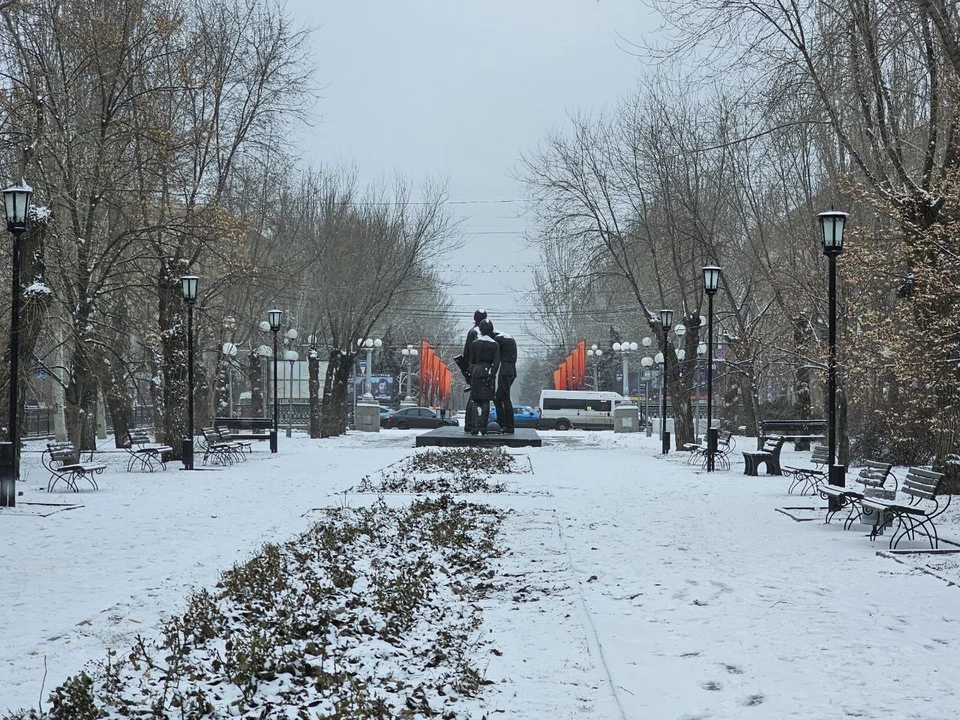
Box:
[455, 309, 520, 435]
[493, 323, 518, 434]
[455, 309, 487, 432]
[468, 318, 500, 434]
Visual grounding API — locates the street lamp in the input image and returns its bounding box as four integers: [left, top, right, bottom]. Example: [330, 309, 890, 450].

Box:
[358, 338, 382, 399]
[284, 335, 298, 438]
[659, 309, 674, 453]
[696, 341, 707, 442]
[703, 265, 721, 471]
[819, 211, 848, 498]
[267, 309, 282, 453]
[586, 344, 603, 390]
[180, 275, 199, 470]
[612, 341, 638, 397]
[654, 351, 665, 440]
[222, 341, 238, 418]
[401, 344, 419, 404]
[1, 180, 32, 507]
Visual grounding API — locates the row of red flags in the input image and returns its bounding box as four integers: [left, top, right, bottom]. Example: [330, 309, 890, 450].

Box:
[553, 339, 587, 391]
[419, 340, 452, 408]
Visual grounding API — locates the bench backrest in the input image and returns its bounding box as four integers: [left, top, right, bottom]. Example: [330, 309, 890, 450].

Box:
[762, 435, 785, 452]
[856, 460, 894, 490]
[47, 442, 79, 465]
[126, 429, 151, 446]
[901, 467, 945, 501]
[809, 445, 830, 466]
[201, 427, 221, 442]
[214, 417, 272, 431]
[761, 419, 827, 435]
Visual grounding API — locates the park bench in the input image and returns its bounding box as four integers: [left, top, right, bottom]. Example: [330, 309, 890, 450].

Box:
[213, 417, 274, 443]
[742, 435, 786, 476]
[783, 445, 831, 495]
[685, 430, 735, 470]
[42, 442, 106, 492]
[817, 460, 896, 528]
[860, 467, 950, 549]
[759, 419, 827, 450]
[200, 427, 247, 466]
[215, 426, 252, 456]
[122, 428, 172, 472]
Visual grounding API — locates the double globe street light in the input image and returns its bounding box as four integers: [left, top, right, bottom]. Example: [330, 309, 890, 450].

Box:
[658, 309, 674, 453]
[586, 344, 603, 391]
[401, 344, 419, 406]
[283, 328, 299, 438]
[358, 338, 383, 400]
[612, 341, 638, 398]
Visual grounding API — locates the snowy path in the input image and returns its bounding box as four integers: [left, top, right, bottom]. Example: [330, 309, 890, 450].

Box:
[0, 434, 414, 713]
[3, 430, 960, 718]
[480, 433, 960, 719]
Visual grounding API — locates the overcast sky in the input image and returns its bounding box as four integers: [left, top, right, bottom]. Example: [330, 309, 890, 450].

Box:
[285, 0, 660, 344]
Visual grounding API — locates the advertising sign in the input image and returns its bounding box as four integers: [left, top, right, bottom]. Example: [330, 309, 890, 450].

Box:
[355, 374, 394, 401]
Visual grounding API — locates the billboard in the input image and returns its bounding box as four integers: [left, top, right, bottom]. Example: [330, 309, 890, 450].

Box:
[355, 374, 395, 401]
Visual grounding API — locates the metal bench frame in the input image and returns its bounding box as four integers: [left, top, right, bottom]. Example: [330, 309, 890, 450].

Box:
[123, 429, 172, 472]
[213, 417, 274, 442]
[860, 467, 950, 549]
[817, 461, 897, 528]
[42, 442, 106, 492]
[200, 427, 246, 465]
[783, 445, 831, 495]
[685, 430, 735, 470]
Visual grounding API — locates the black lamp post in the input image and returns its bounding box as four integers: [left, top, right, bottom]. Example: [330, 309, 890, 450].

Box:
[268, 309, 282, 452]
[819, 210, 848, 501]
[703, 266, 721, 472]
[180, 275, 198, 470]
[1, 181, 32, 508]
[659, 308, 674, 453]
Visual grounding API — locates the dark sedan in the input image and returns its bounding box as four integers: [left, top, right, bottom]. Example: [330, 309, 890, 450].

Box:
[383, 407, 459, 430]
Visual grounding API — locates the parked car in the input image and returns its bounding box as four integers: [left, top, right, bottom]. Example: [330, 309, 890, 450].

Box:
[379, 406, 393, 426]
[383, 406, 458, 430]
[488, 405, 540, 428]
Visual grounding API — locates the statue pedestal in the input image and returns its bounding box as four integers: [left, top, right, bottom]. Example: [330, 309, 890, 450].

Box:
[356, 398, 381, 433]
[399, 396, 417, 409]
[614, 403, 640, 433]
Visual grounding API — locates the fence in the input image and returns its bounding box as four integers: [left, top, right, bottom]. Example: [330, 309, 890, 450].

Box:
[22, 402, 312, 438]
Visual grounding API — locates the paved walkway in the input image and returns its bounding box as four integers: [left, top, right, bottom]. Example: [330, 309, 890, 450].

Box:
[480, 434, 960, 719]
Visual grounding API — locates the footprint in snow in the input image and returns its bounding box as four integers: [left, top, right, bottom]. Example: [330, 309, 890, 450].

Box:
[741, 694, 765, 706]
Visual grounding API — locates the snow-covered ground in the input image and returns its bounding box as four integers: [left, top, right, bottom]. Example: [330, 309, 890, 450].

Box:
[3, 430, 960, 718]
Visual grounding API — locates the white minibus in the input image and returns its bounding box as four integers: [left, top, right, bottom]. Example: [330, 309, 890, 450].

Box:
[537, 389, 625, 430]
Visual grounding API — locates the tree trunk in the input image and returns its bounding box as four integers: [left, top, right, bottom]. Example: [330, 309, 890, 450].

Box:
[309, 350, 321, 438]
[793, 315, 812, 419]
[321, 349, 350, 438]
[215, 356, 230, 419]
[248, 350, 263, 418]
[837, 384, 849, 469]
[64, 333, 99, 451]
[0, 226, 51, 444]
[157, 264, 188, 458]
